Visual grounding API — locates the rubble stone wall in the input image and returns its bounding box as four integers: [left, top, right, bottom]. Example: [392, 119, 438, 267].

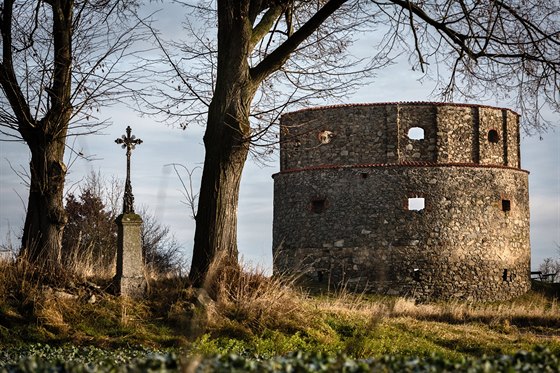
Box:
[279, 103, 521, 170]
[273, 103, 530, 301]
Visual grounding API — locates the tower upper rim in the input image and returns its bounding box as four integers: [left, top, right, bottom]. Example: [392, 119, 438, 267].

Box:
[282, 102, 520, 117]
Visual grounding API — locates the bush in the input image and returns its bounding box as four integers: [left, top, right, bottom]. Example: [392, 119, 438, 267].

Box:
[62, 171, 184, 278]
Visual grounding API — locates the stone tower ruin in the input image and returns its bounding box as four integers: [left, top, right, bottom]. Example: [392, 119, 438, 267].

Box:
[272, 102, 530, 301]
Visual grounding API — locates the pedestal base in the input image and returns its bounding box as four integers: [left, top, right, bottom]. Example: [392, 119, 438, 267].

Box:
[114, 276, 146, 298]
[115, 213, 145, 298]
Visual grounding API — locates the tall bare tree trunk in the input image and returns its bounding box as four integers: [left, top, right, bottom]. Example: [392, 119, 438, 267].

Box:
[1, 0, 73, 269]
[19, 0, 73, 269]
[188, 0, 349, 287]
[190, 105, 250, 287]
[21, 126, 68, 267]
[189, 1, 255, 287]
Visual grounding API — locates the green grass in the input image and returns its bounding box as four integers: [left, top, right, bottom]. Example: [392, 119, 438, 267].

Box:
[185, 307, 560, 361]
[0, 257, 559, 363]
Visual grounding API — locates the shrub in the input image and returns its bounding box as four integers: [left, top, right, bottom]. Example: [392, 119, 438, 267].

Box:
[62, 171, 184, 278]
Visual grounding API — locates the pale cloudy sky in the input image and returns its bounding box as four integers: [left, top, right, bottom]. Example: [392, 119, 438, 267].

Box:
[1, 3, 559, 270]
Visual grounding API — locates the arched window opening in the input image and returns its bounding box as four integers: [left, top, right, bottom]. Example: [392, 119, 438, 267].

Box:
[408, 127, 425, 140]
[488, 129, 500, 143]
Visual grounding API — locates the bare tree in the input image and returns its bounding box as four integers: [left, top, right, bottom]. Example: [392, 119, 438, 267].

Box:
[373, 0, 559, 133]
[538, 243, 560, 283]
[143, 0, 558, 287]
[144, 0, 381, 287]
[167, 163, 201, 221]
[538, 258, 560, 283]
[0, 1, 145, 269]
[139, 206, 185, 276]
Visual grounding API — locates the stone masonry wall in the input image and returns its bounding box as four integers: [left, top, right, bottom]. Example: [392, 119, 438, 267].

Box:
[273, 166, 530, 301]
[273, 103, 530, 301]
[279, 103, 521, 171]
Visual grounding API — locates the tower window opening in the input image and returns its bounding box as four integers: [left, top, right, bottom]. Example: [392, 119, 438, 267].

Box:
[361, 172, 368, 179]
[408, 127, 425, 140]
[502, 269, 508, 282]
[502, 199, 511, 212]
[311, 199, 326, 213]
[488, 129, 500, 143]
[408, 197, 425, 211]
[318, 130, 334, 144]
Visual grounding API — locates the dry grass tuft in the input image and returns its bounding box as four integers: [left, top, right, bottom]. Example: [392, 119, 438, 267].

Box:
[0, 256, 47, 305]
[389, 293, 560, 328]
[64, 250, 116, 280]
[2, 249, 559, 356]
[0, 254, 184, 347]
[312, 289, 389, 323]
[210, 262, 309, 335]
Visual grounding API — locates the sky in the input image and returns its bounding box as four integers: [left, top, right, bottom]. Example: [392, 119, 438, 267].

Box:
[1, 3, 559, 271]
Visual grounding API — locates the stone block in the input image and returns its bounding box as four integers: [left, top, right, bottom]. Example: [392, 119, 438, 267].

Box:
[114, 213, 146, 298]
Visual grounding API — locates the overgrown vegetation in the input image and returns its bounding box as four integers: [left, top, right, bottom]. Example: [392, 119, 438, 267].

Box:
[60, 172, 185, 278]
[0, 259, 560, 371]
[1, 345, 559, 372]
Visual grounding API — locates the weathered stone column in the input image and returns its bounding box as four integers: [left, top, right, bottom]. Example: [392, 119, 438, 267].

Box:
[115, 213, 145, 298]
[114, 126, 145, 298]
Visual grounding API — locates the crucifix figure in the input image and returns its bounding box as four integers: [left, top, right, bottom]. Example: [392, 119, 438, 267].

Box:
[115, 126, 143, 214]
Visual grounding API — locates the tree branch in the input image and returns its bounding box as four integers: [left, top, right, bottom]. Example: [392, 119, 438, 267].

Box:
[45, 0, 73, 130]
[0, 0, 34, 129]
[493, 0, 560, 45]
[250, 4, 285, 50]
[406, 0, 426, 73]
[386, 0, 471, 56]
[142, 18, 211, 108]
[250, 0, 347, 84]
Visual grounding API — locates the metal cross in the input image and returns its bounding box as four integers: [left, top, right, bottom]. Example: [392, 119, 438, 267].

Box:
[115, 126, 143, 214]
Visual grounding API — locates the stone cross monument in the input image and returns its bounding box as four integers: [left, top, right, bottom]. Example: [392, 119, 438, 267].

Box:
[114, 126, 145, 298]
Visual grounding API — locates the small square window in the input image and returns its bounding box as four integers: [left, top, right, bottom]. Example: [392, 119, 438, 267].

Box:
[311, 199, 326, 213]
[408, 197, 425, 211]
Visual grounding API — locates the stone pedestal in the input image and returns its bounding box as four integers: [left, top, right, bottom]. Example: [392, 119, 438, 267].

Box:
[114, 213, 145, 298]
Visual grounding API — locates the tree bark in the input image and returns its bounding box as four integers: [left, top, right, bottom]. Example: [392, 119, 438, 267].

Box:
[189, 1, 255, 287]
[21, 127, 68, 267]
[188, 0, 348, 287]
[189, 107, 250, 287]
[20, 1, 73, 269]
[1, 1, 73, 269]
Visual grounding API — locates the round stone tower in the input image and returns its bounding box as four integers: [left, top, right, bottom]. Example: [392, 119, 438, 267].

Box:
[272, 102, 530, 301]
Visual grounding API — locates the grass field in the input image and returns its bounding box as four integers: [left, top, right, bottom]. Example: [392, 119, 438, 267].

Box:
[0, 256, 559, 369]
